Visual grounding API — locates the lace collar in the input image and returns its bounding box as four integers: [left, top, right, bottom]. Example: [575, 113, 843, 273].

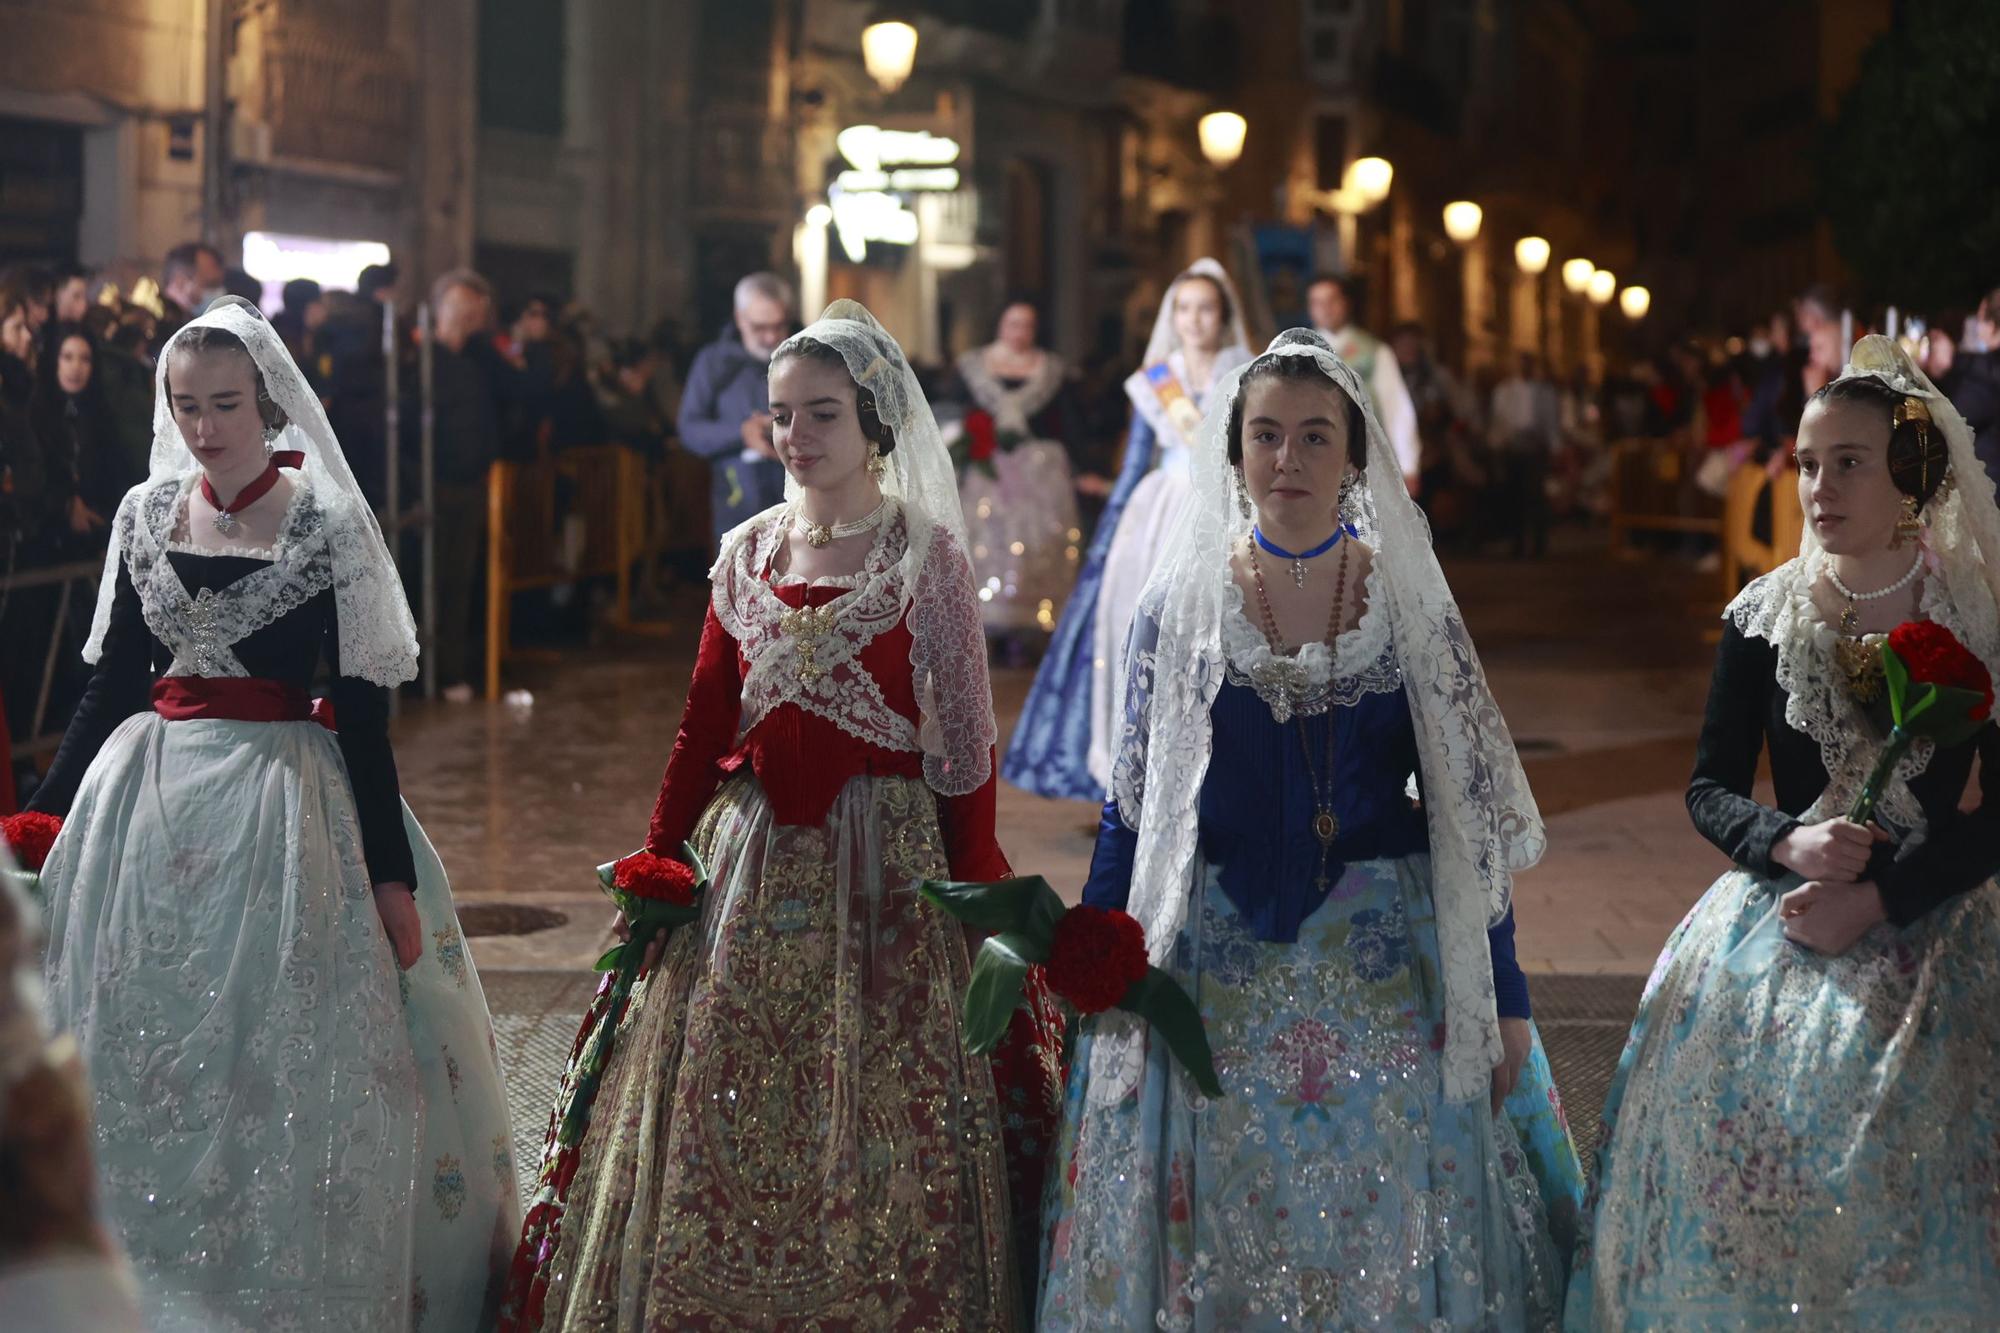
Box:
[1219, 561, 1398, 721]
[1728, 553, 1955, 838]
[956, 347, 1066, 432]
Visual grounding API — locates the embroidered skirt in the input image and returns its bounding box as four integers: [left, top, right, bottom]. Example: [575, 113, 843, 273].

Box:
[1566, 869, 2000, 1330]
[960, 439, 1081, 634]
[525, 772, 1022, 1331]
[37, 712, 518, 1331]
[1038, 854, 1580, 1332]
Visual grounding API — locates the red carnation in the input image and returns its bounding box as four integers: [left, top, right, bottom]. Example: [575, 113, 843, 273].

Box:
[0, 812, 62, 872]
[1889, 621, 1994, 720]
[1044, 904, 1150, 1014]
[612, 850, 696, 905]
[964, 410, 998, 462]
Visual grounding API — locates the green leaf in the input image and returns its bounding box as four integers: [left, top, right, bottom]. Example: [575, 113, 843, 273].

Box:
[920, 877, 1066, 945]
[593, 944, 627, 973]
[680, 840, 710, 888]
[961, 934, 1036, 1053]
[1905, 684, 1992, 749]
[1881, 643, 1910, 728]
[1904, 681, 1940, 724]
[1119, 967, 1224, 1098]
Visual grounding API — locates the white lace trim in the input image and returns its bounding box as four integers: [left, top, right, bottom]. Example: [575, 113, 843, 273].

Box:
[956, 348, 1066, 437]
[713, 501, 997, 795]
[1726, 552, 1956, 841]
[1218, 562, 1399, 715]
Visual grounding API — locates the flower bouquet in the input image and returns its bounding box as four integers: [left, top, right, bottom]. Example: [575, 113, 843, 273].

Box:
[501, 844, 708, 1332]
[1848, 621, 1994, 824]
[920, 876, 1222, 1098]
[0, 812, 61, 897]
[946, 408, 1003, 479]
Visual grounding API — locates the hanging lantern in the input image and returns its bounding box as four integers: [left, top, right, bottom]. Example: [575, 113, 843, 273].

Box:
[1198, 111, 1247, 169]
[862, 20, 918, 93]
[1442, 201, 1483, 243]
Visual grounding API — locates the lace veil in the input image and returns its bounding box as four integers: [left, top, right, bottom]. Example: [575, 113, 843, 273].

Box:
[82, 297, 420, 687]
[1102, 330, 1544, 1106]
[711, 299, 996, 794]
[1124, 258, 1255, 442]
[1728, 333, 2000, 834]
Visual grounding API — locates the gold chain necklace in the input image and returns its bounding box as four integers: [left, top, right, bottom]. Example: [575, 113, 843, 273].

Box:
[1250, 539, 1351, 891]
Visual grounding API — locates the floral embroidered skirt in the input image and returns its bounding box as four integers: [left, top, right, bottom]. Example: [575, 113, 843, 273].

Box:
[521, 773, 1038, 1331]
[960, 438, 1081, 634]
[37, 713, 518, 1331]
[1038, 854, 1581, 1332]
[1566, 869, 2000, 1330]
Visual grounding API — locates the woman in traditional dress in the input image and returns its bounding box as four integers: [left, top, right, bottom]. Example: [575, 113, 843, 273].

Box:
[506, 300, 1061, 1331]
[1038, 329, 1583, 1332]
[24, 297, 518, 1331]
[951, 299, 1084, 645]
[1002, 260, 1252, 800]
[1565, 335, 2000, 1329]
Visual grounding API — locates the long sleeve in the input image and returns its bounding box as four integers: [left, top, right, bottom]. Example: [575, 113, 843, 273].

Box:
[935, 753, 1011, 882]
[675, 347, 750, 460]
[1488, 907, 1530, 1020]
[1110, 414, 1158, 503]
[1686, 620, 1798, 874]
[325, 621, 417, 889]
[27, 556, 151, 816]
[1079, 798, 1139, 911]
[1371, 351, 1422, 481]
[1872, 723, 2000, 926]
[645, 604, 744, 858]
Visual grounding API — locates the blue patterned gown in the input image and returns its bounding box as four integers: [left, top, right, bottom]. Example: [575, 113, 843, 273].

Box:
[1565, 579, 2000, 1330]
[1037, 589, 1583, 1331]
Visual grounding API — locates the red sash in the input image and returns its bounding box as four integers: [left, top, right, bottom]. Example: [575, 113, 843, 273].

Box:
[151, 677, 336, 732]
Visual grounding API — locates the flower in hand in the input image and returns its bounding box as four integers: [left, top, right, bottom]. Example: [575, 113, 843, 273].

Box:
[1771, 817, 1886, 883]
[1779, 879, 1887, 955]
[1044, 904, 1150, 1014]
[0, 812, 62, 873]
[612, 850, 697, 906]
[1888, 621, 1994, 720]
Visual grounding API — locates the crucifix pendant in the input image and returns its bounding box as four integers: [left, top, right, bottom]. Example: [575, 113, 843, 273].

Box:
[1290, 557, 1307, 588]
[1311, 810, 1338, 890]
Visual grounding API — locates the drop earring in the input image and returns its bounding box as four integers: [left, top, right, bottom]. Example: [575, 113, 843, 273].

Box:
[1893, 494, 1922, 548]
[866, 440, 887, 479]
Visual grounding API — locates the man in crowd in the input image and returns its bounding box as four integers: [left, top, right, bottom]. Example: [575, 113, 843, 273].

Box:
[1490, 351, 1562, 559]
[677, 272, 794, 547]
[1308, 272, 1421, 491]
[158, 242, 225, 327]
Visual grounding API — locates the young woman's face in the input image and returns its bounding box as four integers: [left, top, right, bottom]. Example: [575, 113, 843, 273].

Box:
[1172, 278, 1225, 354]
[997, 303, 1038, 352]
[169, 348, 267, 476]
[769, 354, 872, 494]
[1238, 375, 1354, 536]
[0, 306, 31, 362]
[56, 335, 93, 396]
[1796, 395, 1903, 557]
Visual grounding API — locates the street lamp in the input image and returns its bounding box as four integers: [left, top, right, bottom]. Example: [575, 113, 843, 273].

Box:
[1198, 111, 1247, 170]
[1514, 236, 1551, 275]
[1561, 258, 1595, 295]
[1619, 285, 1651, 320]
[1345, 156, 1394, 206]
[1442, 201, 1482, 244]
[861, 20, 918, 93]
[1587, 268, 1617, 305]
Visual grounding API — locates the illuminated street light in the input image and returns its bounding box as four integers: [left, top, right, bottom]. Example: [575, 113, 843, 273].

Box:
[1198, 111, 1247, 169]
[1587, 268, 1617, 305]
[861, 20, 918, 93]
[1620, 285, 1652, 320]
[1514, 236, 1551, 275]
[1345, 157, 1394, 206]
[1561, 258, 1595, 295]
[1442, 201, 1483, 244]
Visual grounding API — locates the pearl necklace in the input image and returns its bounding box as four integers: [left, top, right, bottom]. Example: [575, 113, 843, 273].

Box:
[1827, 551, 1923, 634]
[792, 496, 889, 549]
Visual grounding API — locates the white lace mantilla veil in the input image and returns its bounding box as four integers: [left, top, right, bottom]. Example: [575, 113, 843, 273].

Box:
[1125, 257, 1256, 434]
[709, 298, 998, 794]
[1726, 333, 2000, 835]
[1097, 329, 1544, 1108]
[81, 296, 420, 688]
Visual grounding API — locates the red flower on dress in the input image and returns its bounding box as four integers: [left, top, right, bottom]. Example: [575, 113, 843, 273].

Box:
[612, 850, 697, 905]
[1044, 904, 1150, 1013]
[963, 410, 999, 462]
[0, 812, 61, 871]
[1889, 621, 1994, 720]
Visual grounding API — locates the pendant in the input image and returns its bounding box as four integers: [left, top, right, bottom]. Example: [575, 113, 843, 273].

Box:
[212, 510, 239, 536]
[1291, 557, 1307, 588]
[1312, 810, 1339, 846]
[804, 521, 833, 549]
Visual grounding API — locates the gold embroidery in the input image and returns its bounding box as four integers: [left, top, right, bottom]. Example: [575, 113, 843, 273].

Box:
[778, 602, 839, 686]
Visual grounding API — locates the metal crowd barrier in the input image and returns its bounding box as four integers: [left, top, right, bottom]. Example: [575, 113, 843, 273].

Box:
[1606, 437, 1723, 556]
[2, 559, 102, 761]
